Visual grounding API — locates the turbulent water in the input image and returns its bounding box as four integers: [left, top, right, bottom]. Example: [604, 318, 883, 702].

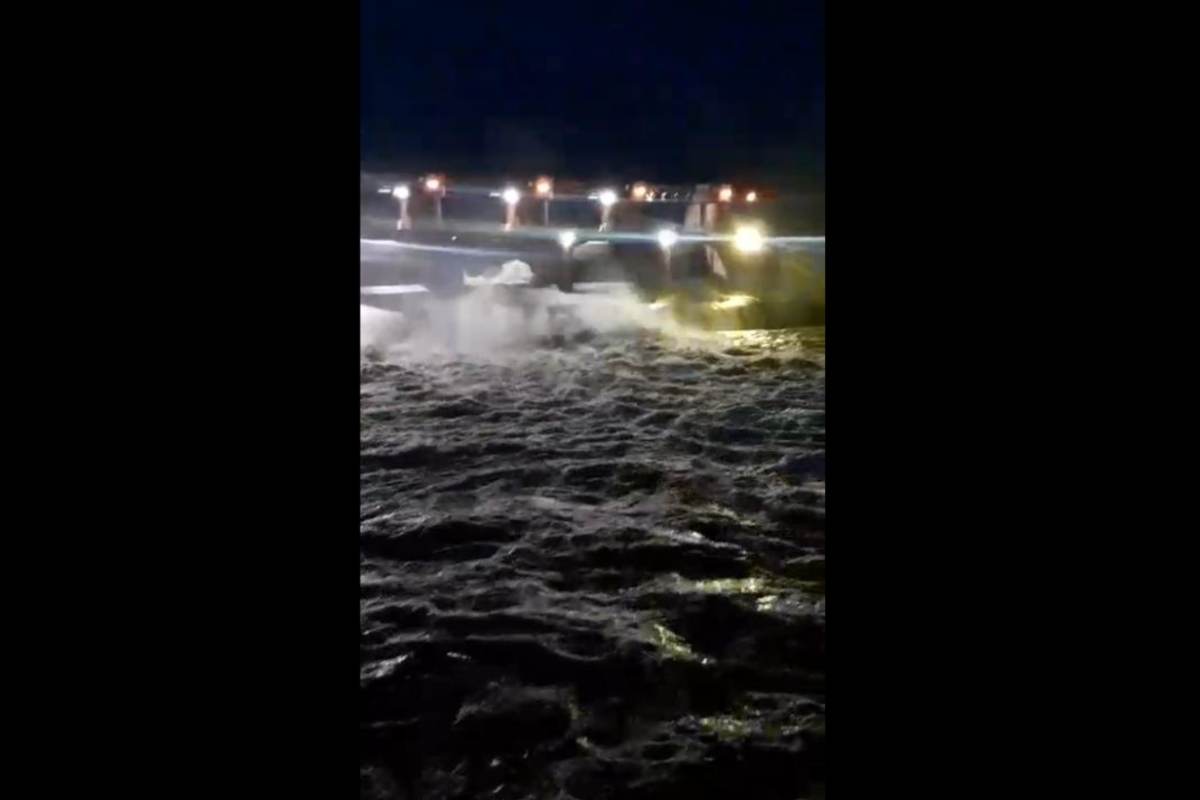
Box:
[361, 287, 825, 799]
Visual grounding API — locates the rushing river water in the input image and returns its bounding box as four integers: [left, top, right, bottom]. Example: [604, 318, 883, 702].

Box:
[361, 287, 825, 799]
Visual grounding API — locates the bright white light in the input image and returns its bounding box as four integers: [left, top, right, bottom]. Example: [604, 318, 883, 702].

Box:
[718, 186, 734, 202]
[377, 187, 392, 195]
[598, 189, 618, 207]
[657, 229, 678, 249]
[425, 177, 441, 191]
[733, 226, 765, 253]
[558, 230, 577, 249]
[745, 191, 757, 203]
[502, 187, 520, 205]
[536, 179, 552, 196]
[392, 185, 410, 200]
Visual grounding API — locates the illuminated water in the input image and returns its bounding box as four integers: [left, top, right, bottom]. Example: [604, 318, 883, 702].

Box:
[361, 290, 825, 797]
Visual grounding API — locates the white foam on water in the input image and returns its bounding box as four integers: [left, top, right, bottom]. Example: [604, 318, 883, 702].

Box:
[463, 260, 535, 287]
[360, 263, 699, 360]
[360, 304, 410, 353]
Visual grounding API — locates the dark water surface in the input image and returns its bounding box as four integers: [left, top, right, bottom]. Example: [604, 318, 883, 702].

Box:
[361, 318, 825, 799]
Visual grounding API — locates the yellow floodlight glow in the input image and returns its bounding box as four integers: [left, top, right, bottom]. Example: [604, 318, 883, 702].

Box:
[733, 225, 765, 254]
[425, 176, 442, 192]
[535, 177, 553, 196]
[632, 183, 648, 200]
[718, 186, 734, 202]
[745, 190, 758, 203]
[711, 293, 757, 311]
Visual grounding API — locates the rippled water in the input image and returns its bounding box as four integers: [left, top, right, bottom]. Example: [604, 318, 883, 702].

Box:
[361, 300, 825, 799]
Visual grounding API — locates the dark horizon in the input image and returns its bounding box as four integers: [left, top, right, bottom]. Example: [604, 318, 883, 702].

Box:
[361, 1, 824, 190]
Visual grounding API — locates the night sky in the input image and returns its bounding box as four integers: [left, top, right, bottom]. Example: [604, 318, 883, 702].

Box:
[361, 1, 824, 188]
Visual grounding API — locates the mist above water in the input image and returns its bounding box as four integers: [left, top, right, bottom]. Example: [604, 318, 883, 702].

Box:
[361, 261, 705, 359]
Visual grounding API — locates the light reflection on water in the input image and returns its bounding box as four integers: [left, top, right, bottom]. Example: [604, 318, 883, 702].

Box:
[719, 326, 825, 354]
